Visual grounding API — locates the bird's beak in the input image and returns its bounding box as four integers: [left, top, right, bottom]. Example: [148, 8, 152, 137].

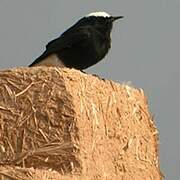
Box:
[111, 16, 124, 22]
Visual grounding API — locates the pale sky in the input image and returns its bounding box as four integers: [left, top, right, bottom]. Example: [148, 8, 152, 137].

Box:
[0, 1, 179, 179]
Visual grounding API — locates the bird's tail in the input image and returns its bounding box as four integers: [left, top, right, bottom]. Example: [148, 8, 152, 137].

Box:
[28, 52, 49, 67]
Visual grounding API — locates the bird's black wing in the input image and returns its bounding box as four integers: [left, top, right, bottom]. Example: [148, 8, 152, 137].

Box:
[45, 26, 92, 53]
[29, 27, 92, 67]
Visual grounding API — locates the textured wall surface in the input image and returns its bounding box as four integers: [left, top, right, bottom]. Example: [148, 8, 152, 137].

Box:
[0, 67, 162, 179]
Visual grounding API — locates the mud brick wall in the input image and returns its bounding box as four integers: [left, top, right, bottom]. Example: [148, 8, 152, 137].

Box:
[0, 67, 162, 180]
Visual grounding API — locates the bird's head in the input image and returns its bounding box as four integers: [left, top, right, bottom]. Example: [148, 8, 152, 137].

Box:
[81, 11, 123, 34]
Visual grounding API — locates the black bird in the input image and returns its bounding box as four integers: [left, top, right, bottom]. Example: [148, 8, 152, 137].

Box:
[29, 12, 123, 70]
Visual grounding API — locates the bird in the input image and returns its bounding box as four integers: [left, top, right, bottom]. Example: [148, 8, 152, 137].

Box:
[29, 12, 123, 70]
